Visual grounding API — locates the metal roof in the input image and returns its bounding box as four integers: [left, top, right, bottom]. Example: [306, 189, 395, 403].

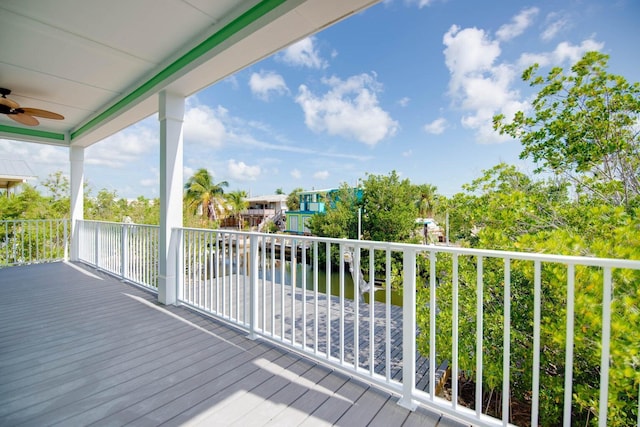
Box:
[0, 158, 35, 191]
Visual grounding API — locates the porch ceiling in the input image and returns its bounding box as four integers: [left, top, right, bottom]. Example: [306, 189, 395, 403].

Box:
[0, 0, 379, 148]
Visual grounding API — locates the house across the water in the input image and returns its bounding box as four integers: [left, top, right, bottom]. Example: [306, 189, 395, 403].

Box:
[286, 188, 362, 234]
[286, 188, 334, 234]
[243, 194, 288, 231]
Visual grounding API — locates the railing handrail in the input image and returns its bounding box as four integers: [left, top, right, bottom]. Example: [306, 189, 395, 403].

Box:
[80, 219, 159, 229]
[177, 226, 640, 269]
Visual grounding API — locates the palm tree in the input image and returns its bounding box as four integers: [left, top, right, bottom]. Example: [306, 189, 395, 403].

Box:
[226, 190, 249, 229]
[184, 168, 228, 224]
[415, 183, 438, 218]
[287, 187, 304, 211]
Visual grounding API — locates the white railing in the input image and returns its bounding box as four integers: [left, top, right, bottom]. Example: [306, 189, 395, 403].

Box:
[0, 219, 69, 267]
[176, 227, 640, 427]
[77, 220, 159, 290]
[243, 208, 276, 216]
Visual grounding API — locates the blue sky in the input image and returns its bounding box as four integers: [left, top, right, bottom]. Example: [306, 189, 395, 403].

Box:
[2, 0, 639, 199]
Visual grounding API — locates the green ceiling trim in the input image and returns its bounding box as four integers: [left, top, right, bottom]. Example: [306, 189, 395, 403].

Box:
[0, 124, 65, 141]
[71, 0, 286, 141]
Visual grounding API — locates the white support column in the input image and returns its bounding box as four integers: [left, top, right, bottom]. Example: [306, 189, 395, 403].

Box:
[69, 146, 84, 261]
[158, 91, 184, 305]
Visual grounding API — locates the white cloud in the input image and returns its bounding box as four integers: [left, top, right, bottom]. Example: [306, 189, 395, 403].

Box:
[541, 13, 569, 41]
[398, 97, 410, 107]
[295, 73, 399, 146]
[224, 75, 239, 89]
[440, 9, 604, 144]
[183, 166, 195, 182]
[227, 159, 261, 182]
[313, 170, 329, 180]
[402, 149, 413, 157]
[443, 25, 501, 92]
[518, 39, 604, 68]
[443, 24, 520, 143]
[86, 124, 157, 168]
[405, 0, 437, 8]
[291, 169, 302, 179]
[183, 105, 227, 147]
[424, 117, 448, 134]
[249, 71, 289, 101]
[280, 37, 328, 69]
[496, 7, 539, 41]
[443, 11, 603, 144]
[140, 168, 158, 188]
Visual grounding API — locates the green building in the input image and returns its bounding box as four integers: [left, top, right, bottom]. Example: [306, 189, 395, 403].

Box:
[285, 188, 335, 234]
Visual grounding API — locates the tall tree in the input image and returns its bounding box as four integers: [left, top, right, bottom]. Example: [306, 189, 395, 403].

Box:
[361, 171, 419, 243]
[494, 51, 640, 208]
[414, 183, 438, 218]
[226, 190, 248, 229]
[307, 184, 360, 239]
[184, 168, 228, 224]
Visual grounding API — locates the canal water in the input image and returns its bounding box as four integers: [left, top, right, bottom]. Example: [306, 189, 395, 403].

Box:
[258, 261, 403, 306]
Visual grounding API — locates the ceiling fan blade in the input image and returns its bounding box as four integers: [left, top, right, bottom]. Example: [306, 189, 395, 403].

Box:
[8, 113, 39, 126]
[20, 108, 64, 120]
[0, 97, 19, 109]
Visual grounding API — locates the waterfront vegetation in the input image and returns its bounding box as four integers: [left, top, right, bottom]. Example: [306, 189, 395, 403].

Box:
[1, 52, 638, 425]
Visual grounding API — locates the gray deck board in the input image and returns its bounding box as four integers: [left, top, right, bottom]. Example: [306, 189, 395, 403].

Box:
[0, 262, 467, 427]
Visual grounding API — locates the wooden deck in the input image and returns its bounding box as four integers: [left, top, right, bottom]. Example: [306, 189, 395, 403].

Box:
[0, 262, 467, 426]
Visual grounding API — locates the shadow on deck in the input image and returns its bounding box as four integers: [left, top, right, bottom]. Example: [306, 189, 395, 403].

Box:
[0, 262, 467, 427]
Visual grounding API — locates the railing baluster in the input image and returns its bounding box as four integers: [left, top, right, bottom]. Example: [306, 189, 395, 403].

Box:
[452, 253, 459, 410]
[222, 232, 227, 318]
[563, 264, 575, 427]
[502, 257, 511, 426]
[215, 231, 220, 314]
[599, 267, 612, 427]
[234, 234, 240, 321]
[385, 248, 391, 382]
[339, 242, 345, 365]
[249, 234, 258, 340]
[313, 241, 319, 354]
[326, 241, 331, 360]
[280, 237, 285, 339]
[261, 234, 266, 333]
[302, 240, 307, 349]
[532, 260, 541, 426]
[354, 243, 360, 370]
[476, 255, 484, 419]
[121, 224, 128, 280]
[270, 236, 276, 336]
[429, 251, 436, 398]
[369, 246, 374, 377]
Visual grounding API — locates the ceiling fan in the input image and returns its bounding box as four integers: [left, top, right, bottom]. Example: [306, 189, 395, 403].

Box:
[0, 88, 64, 126]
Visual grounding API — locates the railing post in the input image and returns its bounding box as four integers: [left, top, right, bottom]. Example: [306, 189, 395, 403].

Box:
[398, 248, 418, 410]
[248, 234, 259, 340]
[121, 224, 129, 280]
